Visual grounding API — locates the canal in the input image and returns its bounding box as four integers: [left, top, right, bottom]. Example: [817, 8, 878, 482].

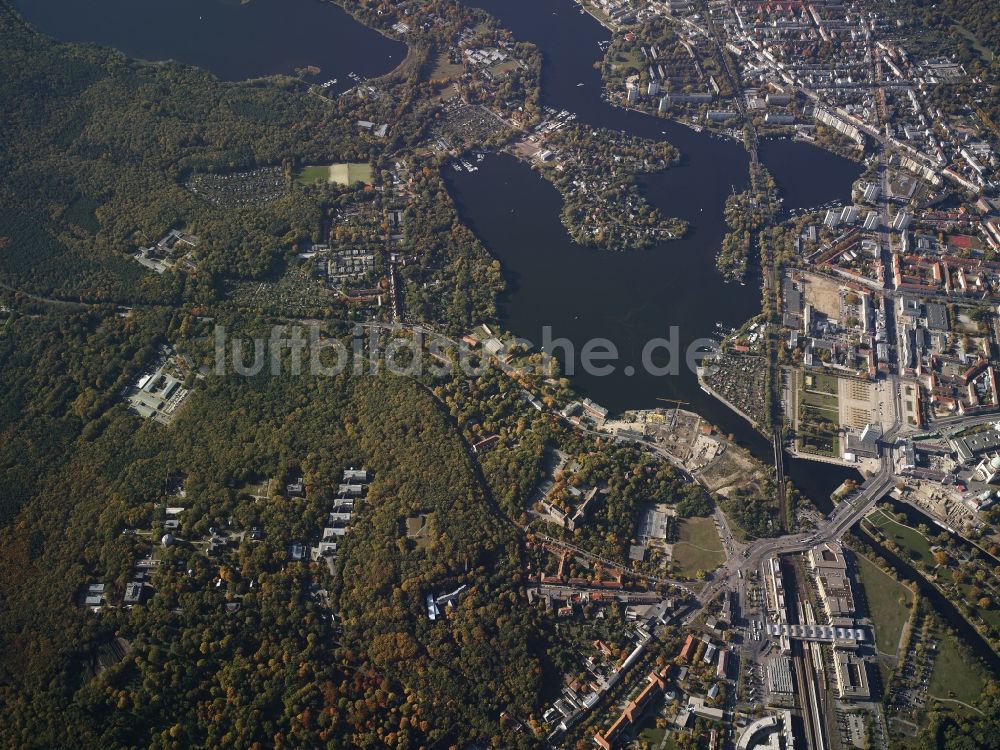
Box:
[11, 0, 405, 91]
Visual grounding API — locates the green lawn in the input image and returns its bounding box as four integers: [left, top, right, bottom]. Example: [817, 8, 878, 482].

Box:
[294, 165, 330, 184]
[797, 370, 840, 456]
[855, 554, 914, 656]
[806, 371, 839, 395]
[866, 510, 933, 566]
[673, 516, 726, 577]
[294, 162, 372, 186]
[430, 52, 465, 80]
[637, 723, 666, 746]
[866, 512, 1000, 634]
[330, 162, 373, 186]
[928, 635, 984, 705]
[488, 60, 519, 77]
[800, 389, 839, 411]
[953, 23, 995, 62]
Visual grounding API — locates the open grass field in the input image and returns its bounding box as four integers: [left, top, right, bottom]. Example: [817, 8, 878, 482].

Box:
[866, 512, 1000, 633]
[331, 163, 372, 185]
[295, 162, 372, 186]
[488, 60, 519, 77]
[295, 165, 330, 184]
[801, 390, 838, 410]
[953, 23, 995, 62]
[855, 554, 913, 656]
[430, 52, 465, 80]
[800, 372, 839, 412]
[928, 635, 984, 705]
[673, 516, 725, 577]
[865, 509, 933, 565]
[808, 371, 840, 396]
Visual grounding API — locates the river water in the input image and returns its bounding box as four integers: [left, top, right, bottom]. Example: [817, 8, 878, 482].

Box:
[11, 0, 405, 92]
[853, 522, 1000, 672]
[458, 0, 1000, 667]
[13, 0, 863, 504]
[451, 0, 863, 505]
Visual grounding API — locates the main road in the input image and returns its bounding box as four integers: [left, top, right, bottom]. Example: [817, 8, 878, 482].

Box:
[693, 433, 896, 610]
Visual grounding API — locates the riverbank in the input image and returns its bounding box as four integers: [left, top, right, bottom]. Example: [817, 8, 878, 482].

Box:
[509, 117, 688, 249]
[852, 523, 1000, 672]
[452, 0, 862, 510]
[790, 445, 875, 471]
[573, 0, 616, 32]
[862, 503, 1000, 659]
[698, 379, 763, 433]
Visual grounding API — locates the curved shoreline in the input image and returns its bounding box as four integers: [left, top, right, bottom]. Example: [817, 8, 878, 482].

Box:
[10, 0, 406, 88]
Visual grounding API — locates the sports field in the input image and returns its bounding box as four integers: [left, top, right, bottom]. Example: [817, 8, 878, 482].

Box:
[295, 162, 372, 186]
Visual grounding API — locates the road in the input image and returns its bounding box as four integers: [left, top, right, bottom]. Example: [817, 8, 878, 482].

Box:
[698, 0, 759, 163]
[922, 410, 1000, 432]
[531, 532, 697, 594]
[714, 503, 745, 560]
[793, 83, 938, 172]
[357, 321, 1000, 620]
[0, 280, 101, 310]
[693, 434, 896, 612]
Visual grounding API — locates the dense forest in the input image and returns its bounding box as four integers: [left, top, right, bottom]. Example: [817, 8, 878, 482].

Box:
[0, 307, 168, 526]
[6, 0, 1000, 747]
[0, 2, 543, 745]
[0, 6, 355, 298]
[0, 2, 510, 327]
[0, 340, 544, 747]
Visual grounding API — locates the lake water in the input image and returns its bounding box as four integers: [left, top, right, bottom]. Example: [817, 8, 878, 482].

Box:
[464, 0, 1000, 664]
[13, 0, 862, 504]
[759, 138, 867, 214]
[11, 0, 405, 91]
[452, 0, 863, 503]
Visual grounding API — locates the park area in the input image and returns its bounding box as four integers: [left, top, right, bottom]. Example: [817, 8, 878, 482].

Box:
[796, 370, 841, 457]
[865, 508, 1000, 634]
[672, 516, 725, 578]
[295, 162, 373, 187]
[928, 635, 984, 706]
[864, 508, 933, 565]
[855, 554, 914, 657]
